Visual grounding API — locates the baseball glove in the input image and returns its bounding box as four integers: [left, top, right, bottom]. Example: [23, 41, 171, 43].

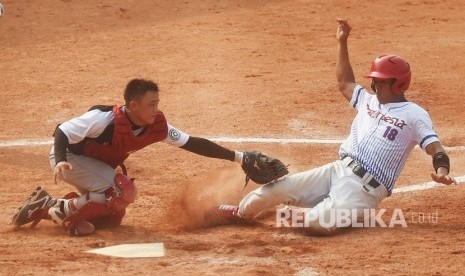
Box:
[241, 151, 289, 187]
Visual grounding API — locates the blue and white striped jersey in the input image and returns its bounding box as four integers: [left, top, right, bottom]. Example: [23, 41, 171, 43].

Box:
[339, 85, 439, 194]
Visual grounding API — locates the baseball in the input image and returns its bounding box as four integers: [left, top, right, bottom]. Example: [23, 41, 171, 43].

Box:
[0, 3, 4, 17]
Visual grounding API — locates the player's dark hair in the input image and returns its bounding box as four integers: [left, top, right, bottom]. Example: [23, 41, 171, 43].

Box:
[124, 79, 159, 106]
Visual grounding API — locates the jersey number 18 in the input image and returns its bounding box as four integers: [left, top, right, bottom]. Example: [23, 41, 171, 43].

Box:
[383, 126, 398, 141]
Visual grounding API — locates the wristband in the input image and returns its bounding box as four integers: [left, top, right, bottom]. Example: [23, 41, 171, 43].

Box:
[234, 151, 244, 164]
[433, 152, 450, 174]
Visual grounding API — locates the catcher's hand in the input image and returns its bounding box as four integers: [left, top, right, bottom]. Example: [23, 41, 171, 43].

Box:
[241, 151, 289, 187]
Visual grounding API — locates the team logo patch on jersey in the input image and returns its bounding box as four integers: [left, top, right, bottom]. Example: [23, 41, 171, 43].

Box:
[169, 129, 181, 141]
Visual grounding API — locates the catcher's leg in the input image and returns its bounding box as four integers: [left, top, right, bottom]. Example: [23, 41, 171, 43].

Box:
[92, 173, 136, 228]
[49, 148, 117, 196]
[48, 197, 96, 236]
[90, 172, 136, 229]
[11, 186, 56, 228]
[90, 209, 126, 229]
[48, 173, 136, 236]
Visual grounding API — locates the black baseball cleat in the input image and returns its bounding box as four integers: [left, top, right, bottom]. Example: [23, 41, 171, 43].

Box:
[11, 186, 55, 228]
[204, 205, 247, 226]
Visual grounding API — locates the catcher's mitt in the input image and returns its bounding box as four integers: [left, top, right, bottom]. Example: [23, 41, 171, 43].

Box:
[241, 151, 289, 187]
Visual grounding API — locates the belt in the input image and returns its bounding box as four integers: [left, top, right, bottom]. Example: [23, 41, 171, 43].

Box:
[342, 156, 380, 189]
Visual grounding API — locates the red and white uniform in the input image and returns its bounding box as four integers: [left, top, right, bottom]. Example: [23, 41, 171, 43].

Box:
[49, 105, 190, 209]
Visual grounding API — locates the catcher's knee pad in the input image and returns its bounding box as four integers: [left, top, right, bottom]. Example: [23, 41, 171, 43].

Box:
[108, 173, 137, 211]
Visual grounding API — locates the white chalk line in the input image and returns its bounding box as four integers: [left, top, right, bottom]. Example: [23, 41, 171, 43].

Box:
[0, 138, 53, 147]
[210, 137, 345, 144]
[0, 137, 463, 194]
[1, 137, 464, 151]
[393, 175, 465, 194]
[0, 137, 345, 148]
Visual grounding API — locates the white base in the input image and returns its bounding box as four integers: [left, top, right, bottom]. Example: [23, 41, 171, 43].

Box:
[87, 243, 165, 258]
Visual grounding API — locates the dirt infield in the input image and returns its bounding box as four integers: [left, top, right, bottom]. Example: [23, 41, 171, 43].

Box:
[1, 0, 465, 275]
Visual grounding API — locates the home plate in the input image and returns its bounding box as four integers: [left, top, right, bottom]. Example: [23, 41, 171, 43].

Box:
[87, 243, 165, 258]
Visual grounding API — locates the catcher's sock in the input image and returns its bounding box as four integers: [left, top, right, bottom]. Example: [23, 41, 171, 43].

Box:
[48, 199, 77, 225]
[48, 199, 95, 237]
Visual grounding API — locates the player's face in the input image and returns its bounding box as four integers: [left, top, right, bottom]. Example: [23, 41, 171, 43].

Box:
[372, 78, 395, 104]
[131, 91, 160, 125]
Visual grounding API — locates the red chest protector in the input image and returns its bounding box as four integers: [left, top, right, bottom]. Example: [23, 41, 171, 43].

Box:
[83, 106, 168, 168]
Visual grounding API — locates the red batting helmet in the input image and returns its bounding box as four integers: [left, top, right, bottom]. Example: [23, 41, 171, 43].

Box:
[366, 54, 411, 94]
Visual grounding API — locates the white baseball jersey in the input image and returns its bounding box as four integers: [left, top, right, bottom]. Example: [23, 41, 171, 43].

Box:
[50, 106, 191, 209]
[58, 106, 190, 147]
[339, 85, 439, 194]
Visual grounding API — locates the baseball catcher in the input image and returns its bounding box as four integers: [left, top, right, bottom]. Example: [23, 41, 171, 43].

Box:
[10, 78, 289, 236]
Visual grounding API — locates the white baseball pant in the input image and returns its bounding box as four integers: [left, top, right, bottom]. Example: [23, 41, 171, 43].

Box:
[238, 158, 388, 234]
[49, 147, 117, 210]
